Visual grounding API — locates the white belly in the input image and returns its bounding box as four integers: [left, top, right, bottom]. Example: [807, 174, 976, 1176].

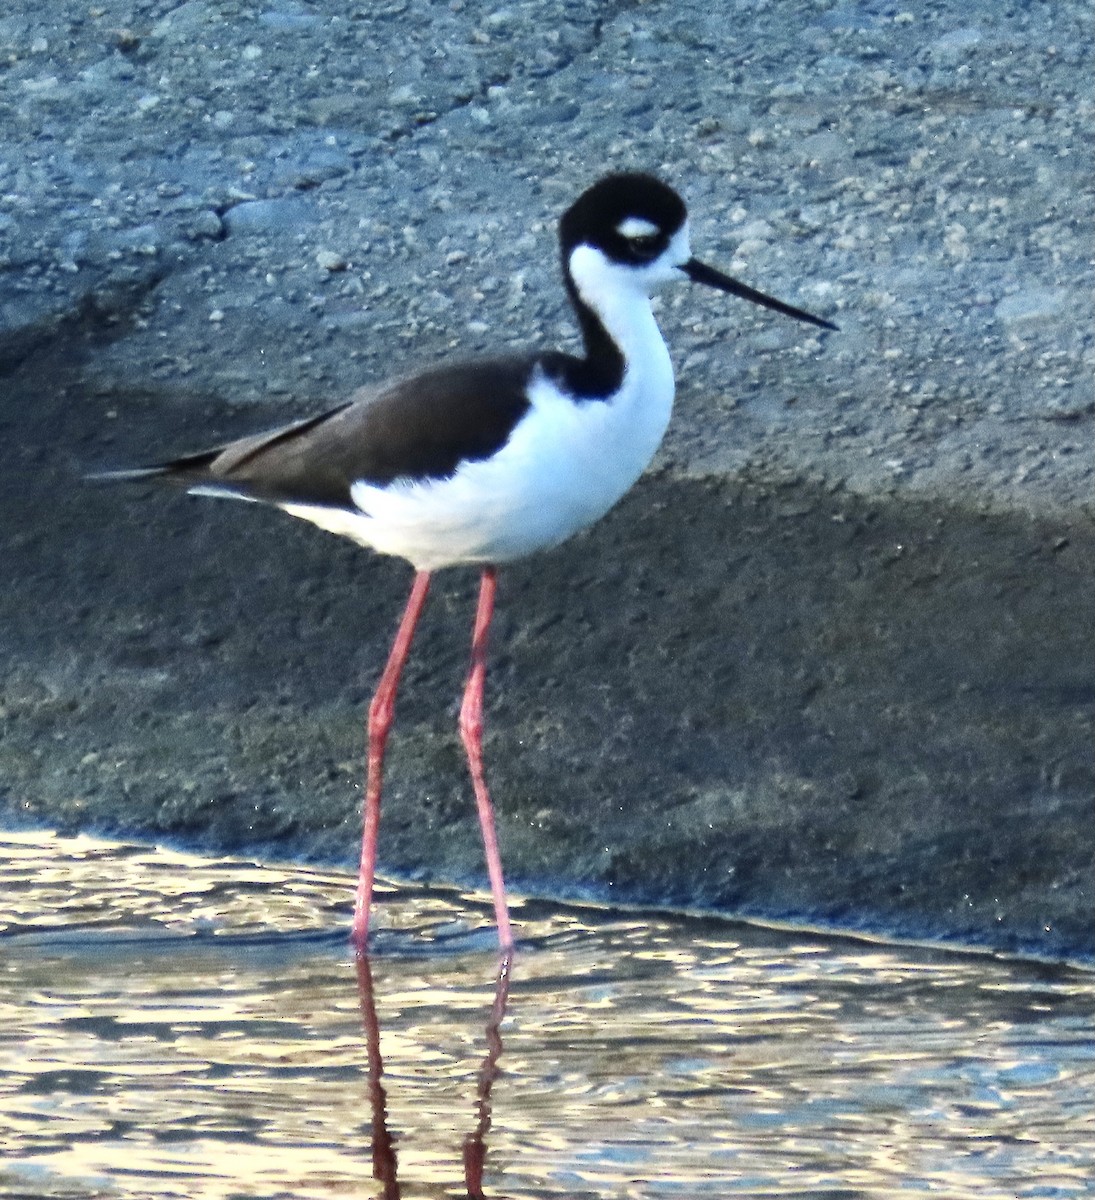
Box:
[280, 358, 675, 572]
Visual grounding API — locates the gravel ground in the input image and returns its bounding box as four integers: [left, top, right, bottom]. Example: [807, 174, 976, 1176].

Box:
[1, 0, 1092, 959]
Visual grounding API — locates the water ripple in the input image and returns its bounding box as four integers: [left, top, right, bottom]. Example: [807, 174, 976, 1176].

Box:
[1, 830, 1092, 1198]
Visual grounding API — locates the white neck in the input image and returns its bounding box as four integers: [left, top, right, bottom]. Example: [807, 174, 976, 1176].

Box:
[567, 244, 674, 392]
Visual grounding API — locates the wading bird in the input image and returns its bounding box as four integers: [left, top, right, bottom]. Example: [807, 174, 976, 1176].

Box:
[97, 173, 835, 952]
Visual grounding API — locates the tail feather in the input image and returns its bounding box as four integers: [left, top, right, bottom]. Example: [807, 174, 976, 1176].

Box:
[85, 446, 223, 486]
[86, 465, 173, 483]
[85, 448, 263, 507]
[85, 404, 351, 497]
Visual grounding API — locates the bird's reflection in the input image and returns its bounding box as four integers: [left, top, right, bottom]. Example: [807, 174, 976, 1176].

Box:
[463, 952, 512, 1197]
[355, 951, 513, 1199]
[355, 954, 400, 1198]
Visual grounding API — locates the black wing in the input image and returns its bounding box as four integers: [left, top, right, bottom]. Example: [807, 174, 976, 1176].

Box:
[105, 357, 537, 509]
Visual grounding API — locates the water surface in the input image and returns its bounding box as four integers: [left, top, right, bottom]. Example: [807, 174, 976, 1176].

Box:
[1, 831, 1092, 1198]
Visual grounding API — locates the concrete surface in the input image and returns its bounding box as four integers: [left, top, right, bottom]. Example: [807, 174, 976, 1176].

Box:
[1, 0, 1091, 959]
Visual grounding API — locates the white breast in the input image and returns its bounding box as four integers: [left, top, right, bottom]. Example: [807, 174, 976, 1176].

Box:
[333, 365, 669, 570]
[280, 240, 682, 572]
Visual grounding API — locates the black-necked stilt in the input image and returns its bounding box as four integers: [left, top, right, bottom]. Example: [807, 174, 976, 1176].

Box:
[96, 172, 836, 953]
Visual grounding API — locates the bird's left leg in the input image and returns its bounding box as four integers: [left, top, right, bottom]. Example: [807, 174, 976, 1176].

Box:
[459, 566, 514, 949]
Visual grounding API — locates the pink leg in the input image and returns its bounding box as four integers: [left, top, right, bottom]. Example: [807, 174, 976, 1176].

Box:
[459, 567, 514, 949]
[352, 570, 431, 952]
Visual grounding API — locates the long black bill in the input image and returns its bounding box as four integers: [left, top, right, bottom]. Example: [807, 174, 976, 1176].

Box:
[682, 258, 837, 331]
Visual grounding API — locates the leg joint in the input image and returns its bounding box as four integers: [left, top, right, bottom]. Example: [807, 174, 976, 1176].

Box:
[459, 707, 483, 748]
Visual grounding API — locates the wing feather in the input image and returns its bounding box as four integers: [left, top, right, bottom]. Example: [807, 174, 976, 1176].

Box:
[96, 358, 537, 510]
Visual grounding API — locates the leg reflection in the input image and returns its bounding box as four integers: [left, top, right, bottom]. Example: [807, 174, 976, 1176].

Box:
[464, 951, 513, 1198]
[355, 955, 400, 1199]
[354, 951, 514, 1199]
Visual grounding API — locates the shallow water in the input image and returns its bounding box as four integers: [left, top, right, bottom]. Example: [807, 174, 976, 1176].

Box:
[1, 831, 1092, 1199]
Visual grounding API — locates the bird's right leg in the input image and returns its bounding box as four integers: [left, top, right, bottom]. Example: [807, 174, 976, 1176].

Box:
[352, 569, 431, 953]
[458, 566, 514, 949]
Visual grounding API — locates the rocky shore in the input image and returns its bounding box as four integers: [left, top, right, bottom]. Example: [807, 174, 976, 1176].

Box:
[1, 0, 1091, 959]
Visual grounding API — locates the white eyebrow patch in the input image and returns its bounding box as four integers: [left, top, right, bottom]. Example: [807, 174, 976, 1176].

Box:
[616, 216, 660, 239]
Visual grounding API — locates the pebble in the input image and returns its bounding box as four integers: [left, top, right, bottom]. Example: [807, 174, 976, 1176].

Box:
[797, 131, 852, 165]
[150, 2, 212, 40]
[222, 198, 318, 235]
[933, 27, 983, 51]
[738, 219, 774, 242]
[186, 210, 224, 242]
[994, 289, 1068, 325]
[259, 7, 322, 30]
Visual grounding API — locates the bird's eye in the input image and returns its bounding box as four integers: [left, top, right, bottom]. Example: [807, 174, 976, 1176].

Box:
[627, 234, 662, 260]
